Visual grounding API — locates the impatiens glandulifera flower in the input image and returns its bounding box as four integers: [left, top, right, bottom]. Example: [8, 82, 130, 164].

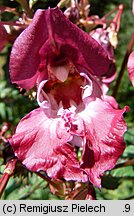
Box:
[59, 0, 90, 24]
[90, 28, 116, 86]
[90, 27, 118, 108]
[90, 4, 124, 85]
[90, 5, 124, 108]
[127, 51, 134, 86]
[9, 7, 129, 188]
[64, 0, 80, 23]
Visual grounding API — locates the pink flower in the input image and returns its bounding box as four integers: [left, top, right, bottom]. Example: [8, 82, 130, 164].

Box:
[90, 28, 118, 108]
[127, 51, 134, 86]
[90, 5, 124, 100]
[9, 7, 128, 188]
[90, 28, 116, 82]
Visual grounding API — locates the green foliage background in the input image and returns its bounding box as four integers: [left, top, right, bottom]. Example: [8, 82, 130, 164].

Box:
[0, 0, 134, 200]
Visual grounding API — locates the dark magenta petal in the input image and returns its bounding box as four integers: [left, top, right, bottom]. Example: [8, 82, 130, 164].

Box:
[10, 108, 86, 181]
[79, 98, 129, 188]
[127, 51, 134, 86]
[10, 7, 111, 89]
[10, 9, 48, 89]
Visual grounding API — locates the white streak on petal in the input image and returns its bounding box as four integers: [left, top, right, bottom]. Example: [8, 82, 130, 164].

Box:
[37, 80, 50, 108]
[80, 72, 93, 98]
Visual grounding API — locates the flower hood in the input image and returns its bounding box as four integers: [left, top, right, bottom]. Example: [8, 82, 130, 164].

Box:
[10, 7, 111, 90]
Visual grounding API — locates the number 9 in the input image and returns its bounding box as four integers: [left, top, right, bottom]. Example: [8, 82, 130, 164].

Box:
[125, 204, 130, 212]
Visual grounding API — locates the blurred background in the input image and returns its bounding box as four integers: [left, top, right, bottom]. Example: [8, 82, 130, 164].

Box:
[0, 0, 134, 200]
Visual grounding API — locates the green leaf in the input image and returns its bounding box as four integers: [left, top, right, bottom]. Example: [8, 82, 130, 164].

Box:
[6, 106, 13, 121]
[0, 88, 12, 98]
[111, 166, 134, 177]
[0, 81, 6, 90]
[124, 129, 134, 145]
[0, 102, 6, 119]
[123, 145, 134, 158]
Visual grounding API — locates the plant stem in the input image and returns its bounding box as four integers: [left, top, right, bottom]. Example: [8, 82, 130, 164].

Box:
[0, 173, 9, 198]
[36, 172, 61, 188]
[101, 5, 119, 20]
[112, 32, 134, 98]
[0, 159, 17, 198]
[114, 158, 134, 169]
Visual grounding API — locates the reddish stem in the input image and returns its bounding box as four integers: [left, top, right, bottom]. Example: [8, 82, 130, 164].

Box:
[114, 159, 134, 169]
[0, 173, 9, 197]
[110, 4, 124, 32]
[112, 32, 134, 98]
[0, 159, 17, 198]
[101, 5, 119, 20]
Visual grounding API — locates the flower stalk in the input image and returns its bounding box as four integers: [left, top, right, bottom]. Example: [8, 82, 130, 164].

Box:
[114, 158, 134, 169]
